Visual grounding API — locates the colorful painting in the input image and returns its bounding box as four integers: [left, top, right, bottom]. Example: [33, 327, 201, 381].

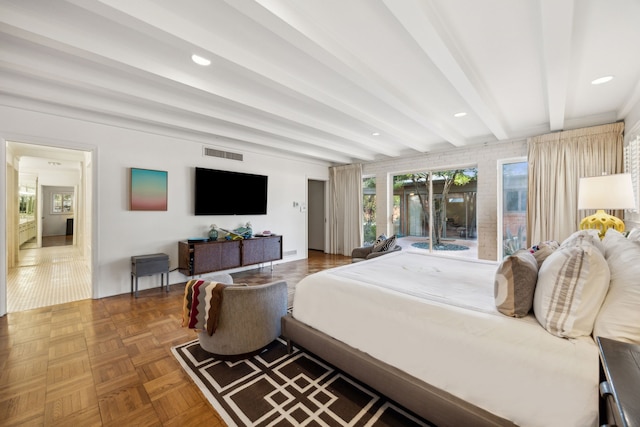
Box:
[130, 168, 168, 211]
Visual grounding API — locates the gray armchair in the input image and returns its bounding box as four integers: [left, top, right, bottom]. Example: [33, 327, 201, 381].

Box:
[196, 278, 288, 358]
[351, 244, 401, 262]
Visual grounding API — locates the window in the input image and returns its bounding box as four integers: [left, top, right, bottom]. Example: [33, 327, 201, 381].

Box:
[499, 160, 528, 258]
[363, 177, 376, 245]
[505, 190, 526, 212]
[52, 192, 73, 214]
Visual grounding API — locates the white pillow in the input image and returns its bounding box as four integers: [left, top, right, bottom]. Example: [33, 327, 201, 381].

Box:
[627, 227, 640, 241]
[601, 228, 628, 260]
[533, 242, 610, 338]
[593, 235, 640, 343]
[560, 229, 605, 254]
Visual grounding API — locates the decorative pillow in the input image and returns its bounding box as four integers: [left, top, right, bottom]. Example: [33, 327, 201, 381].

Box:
[601, 228, 627, 260]
[494, 250, 538, 317]
[533, 242, 610, 338]
[374, 234, 387, 246]
[560, 229, 605, 254]
[627, 227, 640, 241]
[528, 240, 560, 268]
[593, 234, 640, 343]
[373, 234, 397, 252]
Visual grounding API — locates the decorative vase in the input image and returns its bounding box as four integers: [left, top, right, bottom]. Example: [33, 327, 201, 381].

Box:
[209, 225, 218, 241]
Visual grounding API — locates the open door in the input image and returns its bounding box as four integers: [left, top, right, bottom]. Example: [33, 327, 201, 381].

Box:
[307, 179, 325, 251]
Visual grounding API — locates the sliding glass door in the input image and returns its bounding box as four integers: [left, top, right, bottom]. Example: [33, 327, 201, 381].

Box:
[392, 168, 477, 257]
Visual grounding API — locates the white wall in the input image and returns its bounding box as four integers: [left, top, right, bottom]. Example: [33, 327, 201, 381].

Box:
[1, 141, 6, 314]
[4, 148, 18, 269]
[4, 101, 636, 307]
[1, 106, 330, 301]
[363, 140, 528, 261]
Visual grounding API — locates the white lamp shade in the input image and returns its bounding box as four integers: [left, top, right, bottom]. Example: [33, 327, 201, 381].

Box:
[578, 173, 636, 210]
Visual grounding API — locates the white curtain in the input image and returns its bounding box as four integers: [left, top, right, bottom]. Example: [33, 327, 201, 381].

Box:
[328, 164, 363, 256]
[527, 122, 624, 244]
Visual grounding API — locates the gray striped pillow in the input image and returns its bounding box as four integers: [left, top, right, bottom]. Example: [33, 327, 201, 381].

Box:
[533, 243, 610, 338]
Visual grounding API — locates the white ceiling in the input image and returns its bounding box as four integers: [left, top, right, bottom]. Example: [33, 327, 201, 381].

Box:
[7, 141, 83, 187]
[2, 0, 639, 165]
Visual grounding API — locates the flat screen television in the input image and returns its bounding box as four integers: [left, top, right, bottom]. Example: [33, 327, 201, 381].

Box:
[195, 167, 268, 215]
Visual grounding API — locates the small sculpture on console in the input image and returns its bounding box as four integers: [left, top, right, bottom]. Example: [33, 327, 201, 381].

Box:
[224, 222, 253, 240]
[238, 222, 253, 238]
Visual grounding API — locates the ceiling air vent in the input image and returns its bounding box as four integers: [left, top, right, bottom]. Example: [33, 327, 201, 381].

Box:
[203, 146, 243, 161]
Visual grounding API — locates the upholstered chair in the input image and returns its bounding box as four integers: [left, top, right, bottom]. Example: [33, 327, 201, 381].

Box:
[196, 279, 288, 358]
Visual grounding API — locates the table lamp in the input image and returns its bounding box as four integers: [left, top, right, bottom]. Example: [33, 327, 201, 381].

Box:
[578, 173, 636, 238]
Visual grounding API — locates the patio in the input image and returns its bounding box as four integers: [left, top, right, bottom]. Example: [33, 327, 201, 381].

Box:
[396, 235, 478, 260]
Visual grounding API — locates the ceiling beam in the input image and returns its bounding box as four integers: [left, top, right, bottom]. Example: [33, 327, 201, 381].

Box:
[0, 71, 357, 164]
[539, 0, 574, 131]
[241, 0, 467, 149]
[618, 78, 640, 121]
[383, 0, 509, 142]
[0, 38, 379, 162]
[0, 1, 395, 160]
[77, 0, 425, 151]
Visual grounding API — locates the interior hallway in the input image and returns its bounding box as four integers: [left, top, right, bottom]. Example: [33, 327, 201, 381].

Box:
[7, 241, 91, 313]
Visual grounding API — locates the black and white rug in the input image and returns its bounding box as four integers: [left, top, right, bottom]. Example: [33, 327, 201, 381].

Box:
[172, 338, 434, 426]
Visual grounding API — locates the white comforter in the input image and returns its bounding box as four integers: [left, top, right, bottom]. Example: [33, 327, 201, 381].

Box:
[292, 251, 599, 427]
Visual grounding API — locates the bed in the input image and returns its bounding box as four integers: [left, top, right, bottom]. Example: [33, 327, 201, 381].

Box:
[281, 230, 640, 427]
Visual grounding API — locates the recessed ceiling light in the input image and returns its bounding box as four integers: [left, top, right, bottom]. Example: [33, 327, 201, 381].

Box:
[453, 112, 467, 118]
[372, 132, 380, 136]
[191, 54, 211, 66]
[591, 75, 614, 85]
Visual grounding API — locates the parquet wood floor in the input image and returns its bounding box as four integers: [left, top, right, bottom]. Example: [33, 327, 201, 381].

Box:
[0, 250, 350, 426]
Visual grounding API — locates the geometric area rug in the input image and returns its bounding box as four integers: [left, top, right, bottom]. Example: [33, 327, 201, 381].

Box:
[172, 338, 435, 427]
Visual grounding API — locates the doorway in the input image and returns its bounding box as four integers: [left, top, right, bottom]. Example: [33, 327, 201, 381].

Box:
[308, 179, 326, 252]
[40, 185, 75, 247]
[5, 141, 93, 313]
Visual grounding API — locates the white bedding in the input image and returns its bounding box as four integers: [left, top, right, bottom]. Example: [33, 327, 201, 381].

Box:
[292, 251, 599, 427]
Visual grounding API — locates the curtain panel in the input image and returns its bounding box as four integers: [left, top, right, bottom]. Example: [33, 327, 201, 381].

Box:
[328, 164, 363, 256]
[527, 122, 624, 245]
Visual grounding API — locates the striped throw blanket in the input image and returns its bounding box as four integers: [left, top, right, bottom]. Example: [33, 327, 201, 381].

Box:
[182, 280, 227, 336]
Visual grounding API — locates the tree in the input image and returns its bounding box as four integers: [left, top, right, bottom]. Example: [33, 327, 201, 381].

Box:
[393, 173, 429, 236]
[393, 169, 477, 246]
[431, 170, 475, 245]
[362, 177, 377, 244]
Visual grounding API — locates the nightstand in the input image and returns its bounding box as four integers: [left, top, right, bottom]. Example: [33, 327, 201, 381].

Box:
[597, 336, 640, 427]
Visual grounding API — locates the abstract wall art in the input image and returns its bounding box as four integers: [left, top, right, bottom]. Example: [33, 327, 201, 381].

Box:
[130, 168, 168, 211]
